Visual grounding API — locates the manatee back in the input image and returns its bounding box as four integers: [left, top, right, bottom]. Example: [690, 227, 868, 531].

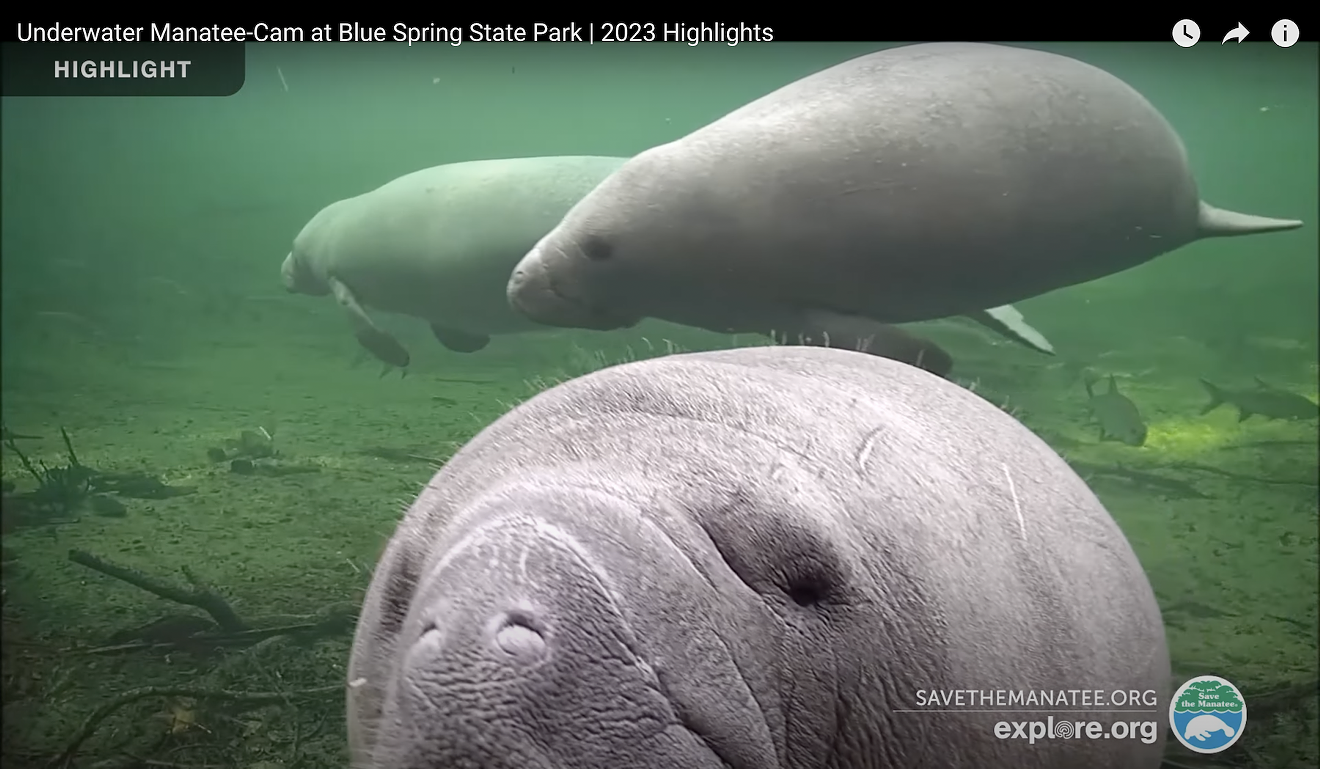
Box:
[564, 42, 1200, 320]
[556, 346, 1170, 767]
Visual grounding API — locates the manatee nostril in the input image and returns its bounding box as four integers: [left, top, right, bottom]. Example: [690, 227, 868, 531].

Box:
[493, 611, 547, 661]
[786, 578, 827, 607]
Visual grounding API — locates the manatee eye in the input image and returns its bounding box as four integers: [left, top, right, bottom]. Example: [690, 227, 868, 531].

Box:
[581, 234, 613, 261]
[786, 575, 829, 607]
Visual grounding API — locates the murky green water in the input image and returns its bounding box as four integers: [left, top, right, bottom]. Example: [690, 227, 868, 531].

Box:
[2, 42, 1316, 768]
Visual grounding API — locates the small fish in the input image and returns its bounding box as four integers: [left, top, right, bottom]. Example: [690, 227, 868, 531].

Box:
[1198, 377, 1319, 422]
[1084, 373, 1148, 447]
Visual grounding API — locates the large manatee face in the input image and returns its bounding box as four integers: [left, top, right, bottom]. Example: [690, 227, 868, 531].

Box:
[349, 456, 944, 769]
[351, 484, 785, 769]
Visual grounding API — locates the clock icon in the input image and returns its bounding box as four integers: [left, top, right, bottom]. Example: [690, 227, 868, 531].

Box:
[1173, 19, 1202, 47]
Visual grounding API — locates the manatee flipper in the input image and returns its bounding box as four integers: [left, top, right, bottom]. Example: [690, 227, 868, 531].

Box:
[1196, 201, 1303, 237]
[966, 305, 1055, 354]
[328, 276, 411, 368]
[430, 323, 490, 353]
[771, 309, 954, 377]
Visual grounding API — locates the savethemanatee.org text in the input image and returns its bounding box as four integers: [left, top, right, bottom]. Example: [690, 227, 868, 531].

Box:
[915, 688, 1161, 709]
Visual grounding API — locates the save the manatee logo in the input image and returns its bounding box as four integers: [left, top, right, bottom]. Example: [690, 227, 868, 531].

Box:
[1169, 676, 1246, 754]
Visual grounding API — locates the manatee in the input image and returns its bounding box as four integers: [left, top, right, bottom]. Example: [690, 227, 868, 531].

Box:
[280, 155, 968, 377]
[281, 156, 629, 369]
[348, 345, 1170, 769]
[508, 42, 1302, 354]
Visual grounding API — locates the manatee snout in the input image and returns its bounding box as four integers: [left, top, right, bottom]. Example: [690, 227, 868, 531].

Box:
[280, 251, 330, 296]
[279, 253, 299, 292]
[377, 516, 730, 769]
[507, 239, 638, 331]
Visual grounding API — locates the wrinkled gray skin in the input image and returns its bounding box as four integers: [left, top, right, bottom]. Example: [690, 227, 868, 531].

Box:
[281, 156, 628, 368]
[349, 346, 1170, 769]
[508, 42, 1303, 342]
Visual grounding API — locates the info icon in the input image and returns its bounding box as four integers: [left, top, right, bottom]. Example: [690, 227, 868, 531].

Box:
[1272, 20, 1299, 48]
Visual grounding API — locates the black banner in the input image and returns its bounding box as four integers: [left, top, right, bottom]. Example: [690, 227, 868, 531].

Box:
[5, 16, 1318, 44]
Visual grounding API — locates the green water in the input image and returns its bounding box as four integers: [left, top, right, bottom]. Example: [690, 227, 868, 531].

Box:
[1, 42, 1316, 768]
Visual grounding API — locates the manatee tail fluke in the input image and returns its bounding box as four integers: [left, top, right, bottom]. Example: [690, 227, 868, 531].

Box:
[1196, 201, 1304, 238]
[1197, 378, 1226, 415]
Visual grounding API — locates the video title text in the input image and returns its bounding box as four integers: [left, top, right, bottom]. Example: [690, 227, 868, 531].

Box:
[16, 21, 775, 47]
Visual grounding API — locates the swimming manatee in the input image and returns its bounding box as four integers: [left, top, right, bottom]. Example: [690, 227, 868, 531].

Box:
[280, 155, 965, 377]
[508, 42, 1303, 354]
[281, 156, 628, 369]
[348, 345, 1170, 769]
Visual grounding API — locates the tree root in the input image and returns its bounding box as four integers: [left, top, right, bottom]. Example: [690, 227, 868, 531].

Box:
[49, 550, 360, 766]
[43, 683, 342, 769]
[68, 550, 247, 632]
[65, 550, 358, 657]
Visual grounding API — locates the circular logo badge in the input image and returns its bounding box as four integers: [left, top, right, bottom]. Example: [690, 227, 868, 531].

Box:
[1169, 676, 1247, 754]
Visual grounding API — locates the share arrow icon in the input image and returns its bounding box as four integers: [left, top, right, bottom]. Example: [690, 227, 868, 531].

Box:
[1222, 23, 1249, 43]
